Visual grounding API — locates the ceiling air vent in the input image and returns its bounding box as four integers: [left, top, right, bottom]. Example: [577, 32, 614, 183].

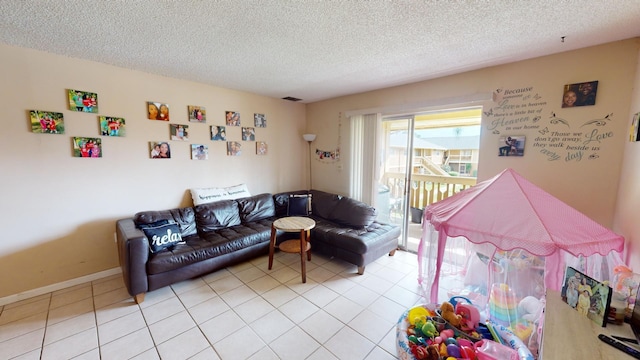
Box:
[282, 96, 302, 102]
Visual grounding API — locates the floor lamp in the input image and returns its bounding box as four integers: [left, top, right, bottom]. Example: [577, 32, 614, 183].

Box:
[302, 134, 316, 189]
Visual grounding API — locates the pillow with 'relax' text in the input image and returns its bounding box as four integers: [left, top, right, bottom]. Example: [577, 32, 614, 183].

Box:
[141, 222, 183, 253]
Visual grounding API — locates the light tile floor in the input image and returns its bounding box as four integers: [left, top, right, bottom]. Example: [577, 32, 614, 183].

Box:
[0, 250, 435, 360]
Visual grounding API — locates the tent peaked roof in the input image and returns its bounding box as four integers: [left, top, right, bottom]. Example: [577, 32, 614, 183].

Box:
[425, 168, 624, 257]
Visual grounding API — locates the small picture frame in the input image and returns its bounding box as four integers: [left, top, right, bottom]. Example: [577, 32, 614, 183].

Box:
[211, 126, 227, 141]
[68, 89, 98, 113]
[188, 105, 206, 123]
[225, 111, 240, 126]
[191, 144, 208, 160]
[148, 102, 170, 121]
[630, 112, 640, 142]
[149, 141, 171, 159]
[30, 110, 64, 134]
[561, 81, 598, 108]
[254, 113, 266, 128]
[99, 116, 125, 137]
[72, 137, 102, 157]
[227, 141, 241, 156]
[242, 127, 255, 141]
[256, 141, 268, 155]
[561, 266, 612, 327]
[498, 135, 525, 157]
[170, 124, 189, 141]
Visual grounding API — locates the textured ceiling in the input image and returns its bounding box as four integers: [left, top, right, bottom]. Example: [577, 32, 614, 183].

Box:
[1, 1, 639, 103]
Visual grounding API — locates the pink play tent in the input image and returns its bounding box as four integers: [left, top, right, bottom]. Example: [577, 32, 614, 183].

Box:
[417, 168, 625, 357]
[419, 168, 624, 303]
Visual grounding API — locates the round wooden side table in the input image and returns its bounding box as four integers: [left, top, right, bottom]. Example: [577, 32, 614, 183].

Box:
[268, 216, 316, 283]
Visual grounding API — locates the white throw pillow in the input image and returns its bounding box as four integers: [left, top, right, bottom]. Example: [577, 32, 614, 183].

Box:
[190, 187, 231, 206]
[224, 183, 251, 199]
[190, 184, 251, 205]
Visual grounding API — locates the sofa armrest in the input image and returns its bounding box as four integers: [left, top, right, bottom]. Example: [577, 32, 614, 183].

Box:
[116, 218, 150, 297]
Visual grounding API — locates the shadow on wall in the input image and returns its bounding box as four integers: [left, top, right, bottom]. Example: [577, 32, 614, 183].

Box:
[0, 219, 120, 299]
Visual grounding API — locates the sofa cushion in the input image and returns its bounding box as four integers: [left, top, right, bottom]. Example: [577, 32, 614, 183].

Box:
[237, 193, 275, 222]
[287, 194, 312, 216]
[195, 199, 241, 233]
[134, 207, 197, 237]
[190, 187, 231, 205]
[137, 219, 170, 230]
[273, 190, 309, 217]
[225, 183, 252, 199]
[310, 190, 342, 219]
[190, 183, 252, 206]
[329, 197, 377, 228]
[142, 222, 184, 253]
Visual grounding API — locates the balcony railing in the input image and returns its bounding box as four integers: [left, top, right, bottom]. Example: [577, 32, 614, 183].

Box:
[382, 172, 477, 210]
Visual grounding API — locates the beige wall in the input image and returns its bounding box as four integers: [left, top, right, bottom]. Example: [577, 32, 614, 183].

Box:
[615, 43, 640, 270]
[307, 39, 640, 259]
[0, 44, 307, 297]
[3, 38, 640, 299]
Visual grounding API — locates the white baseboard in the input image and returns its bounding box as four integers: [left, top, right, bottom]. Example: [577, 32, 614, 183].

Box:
[0, 267, 122, 307]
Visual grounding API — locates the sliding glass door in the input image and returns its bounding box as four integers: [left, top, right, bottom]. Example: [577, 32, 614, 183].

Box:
[376, 108, 482, 252]
[376, 116, 417, 251]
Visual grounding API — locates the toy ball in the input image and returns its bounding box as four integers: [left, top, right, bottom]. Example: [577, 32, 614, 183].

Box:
[444, 338, 458, 346]
[409, 307, 430, 325]
[446, 344, 461, 358]
[434, 336, 443, 344]
[441, 329, 455, 338]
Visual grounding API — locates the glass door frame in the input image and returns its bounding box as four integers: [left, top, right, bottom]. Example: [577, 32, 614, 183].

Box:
[380, 115, 416, 251]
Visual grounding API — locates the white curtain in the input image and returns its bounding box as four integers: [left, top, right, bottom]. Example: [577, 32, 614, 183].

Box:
[349, 113, 381, 205]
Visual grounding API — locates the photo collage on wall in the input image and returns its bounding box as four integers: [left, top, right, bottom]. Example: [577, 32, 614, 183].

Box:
[29, 90, 269, 159]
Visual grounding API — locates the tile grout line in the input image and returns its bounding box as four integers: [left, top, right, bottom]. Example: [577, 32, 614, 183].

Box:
[38, 292, 52, 360]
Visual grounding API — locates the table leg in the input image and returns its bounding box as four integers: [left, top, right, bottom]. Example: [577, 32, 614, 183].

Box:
[306, 229, 311, 261]
[268, 224, 276, 270]
[300, 229, 306, 283]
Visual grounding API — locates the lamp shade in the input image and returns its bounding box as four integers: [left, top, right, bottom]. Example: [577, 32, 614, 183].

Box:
[302, 133, 316, 142]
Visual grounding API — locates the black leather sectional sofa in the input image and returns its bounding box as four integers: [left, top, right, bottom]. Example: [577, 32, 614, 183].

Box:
[116, 190, 400, 303]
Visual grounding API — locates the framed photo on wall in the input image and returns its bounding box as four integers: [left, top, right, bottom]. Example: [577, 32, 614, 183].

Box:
[242, 127, 255, 141]
[225, 111, 240, 126]
[498, 135, 525, 156]
[149, 141, 171, 159]
[188, 105, 206, 123]
[99, 116, 125, 137]
[211, 126, 227, 141]
[68, 89, 98, 113]
[561, 81, 598, 108]
[254, 113, 266, 127]
[30, 110, 64, 134]
[191, 144, 208, 160]
[148, 102, 170, 121]
[72, 137, 102, 157]
[256, 141, 267, 155]
[630, 112, 640, 142]
[227, 141, 241, 156]
[170, 124, 189, 141]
